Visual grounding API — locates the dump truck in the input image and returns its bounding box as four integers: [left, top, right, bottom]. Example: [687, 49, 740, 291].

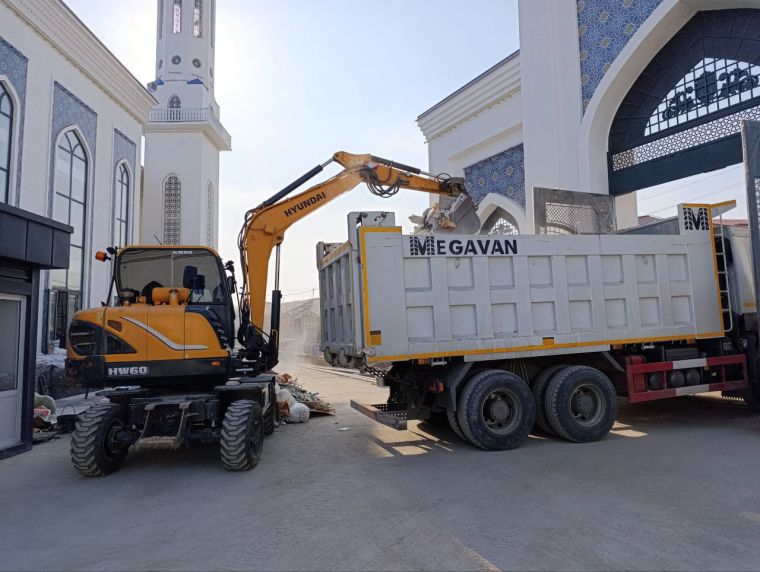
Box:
[318, 201, 760, 450]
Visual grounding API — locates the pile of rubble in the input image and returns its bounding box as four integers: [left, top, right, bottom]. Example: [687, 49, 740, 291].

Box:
[274, 373, 334, 424]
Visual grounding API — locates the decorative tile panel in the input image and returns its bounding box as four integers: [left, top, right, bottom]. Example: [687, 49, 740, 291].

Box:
[464, 144, 525, 207]
[113, 129, 136, 176]
[0, 36, 27, 205]
[577, 0, 664, 111]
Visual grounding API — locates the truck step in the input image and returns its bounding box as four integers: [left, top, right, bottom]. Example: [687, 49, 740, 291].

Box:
[350, 400, 407, 430]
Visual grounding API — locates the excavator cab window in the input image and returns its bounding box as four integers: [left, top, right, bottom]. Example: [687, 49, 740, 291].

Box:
[116, 248, 235, 342]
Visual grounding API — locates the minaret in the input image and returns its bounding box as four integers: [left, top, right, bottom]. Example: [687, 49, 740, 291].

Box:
[141, 0, 231, 249]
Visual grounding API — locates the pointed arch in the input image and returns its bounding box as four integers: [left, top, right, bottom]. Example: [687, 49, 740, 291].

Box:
[476, 193, 528, 234]
[113, 161, 131, 246]
[0, 79, 16, 204]
[163, 174, 182, 245]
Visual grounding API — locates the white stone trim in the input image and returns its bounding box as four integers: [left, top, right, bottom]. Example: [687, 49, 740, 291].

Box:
[0, 0, 156, 123]
[417, 52, 522, 143]
[476, 193, 529, 234]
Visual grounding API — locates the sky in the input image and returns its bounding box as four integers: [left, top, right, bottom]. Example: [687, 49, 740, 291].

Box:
[64, 0, 521, 300]
[62, 0, 751, 301]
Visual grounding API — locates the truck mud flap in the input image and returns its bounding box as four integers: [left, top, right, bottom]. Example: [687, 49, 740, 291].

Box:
[349, 400, 407, 430]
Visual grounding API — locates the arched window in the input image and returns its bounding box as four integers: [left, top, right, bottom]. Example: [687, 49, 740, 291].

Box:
[193, 0, 203, 38]
[49, 129, 88, 348]
[481, 208, 519, 236]
[210, 0, 216, 48]
[172, 0, 182, 34]
[168, 95, 181, 120]
[0, 82, 14, 204]
[163, 175, 182, 245]
[159, 0, 164, 38]
[206, 181, 214, 245]
[114, 163, 130, 246]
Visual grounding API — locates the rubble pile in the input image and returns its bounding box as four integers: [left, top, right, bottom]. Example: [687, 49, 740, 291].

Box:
[275, 373, 334, 423]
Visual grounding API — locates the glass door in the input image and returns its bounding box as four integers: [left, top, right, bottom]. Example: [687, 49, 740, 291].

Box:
[0, 295, 24, 450]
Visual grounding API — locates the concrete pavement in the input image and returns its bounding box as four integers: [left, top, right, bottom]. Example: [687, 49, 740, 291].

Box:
[2, 357, 760, 571]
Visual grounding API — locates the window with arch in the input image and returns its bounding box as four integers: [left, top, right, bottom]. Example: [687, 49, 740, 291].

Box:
[206, 181, 214, 245]
[114, 163, 130, 246]
[168, 95, 181, 120]
[211, 0, 216, 48]
[49, 129, 88, 348]
[193, 0, 203, 38]
[163, 175, 182, 245]
[159, 0, 164, 38]
[173, 0, 182, 34]
[0, 82, 14, 204]
[481, 208, 519, 236]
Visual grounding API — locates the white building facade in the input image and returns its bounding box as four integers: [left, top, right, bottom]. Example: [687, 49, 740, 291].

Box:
[418, 0, 760, 234]
[142, 0, 231, 250]
[0, 0, 155, 352]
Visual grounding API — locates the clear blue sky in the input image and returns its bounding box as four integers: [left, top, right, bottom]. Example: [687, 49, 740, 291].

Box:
[65, 0, 520, 298]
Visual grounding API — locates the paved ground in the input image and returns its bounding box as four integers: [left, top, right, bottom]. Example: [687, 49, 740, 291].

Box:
[2, 357, 760, 571]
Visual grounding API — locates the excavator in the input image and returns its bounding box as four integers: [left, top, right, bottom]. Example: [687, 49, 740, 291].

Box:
[64, 151, 479, 476]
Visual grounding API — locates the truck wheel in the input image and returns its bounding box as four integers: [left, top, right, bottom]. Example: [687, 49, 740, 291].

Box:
[337, 349, 350, 368]
[70, 403, 128, 477]
[220, 400, 264, 471]
[446, 409, 466, 441]
[531, 364, 567, 436]
[323, 348, 335, 366]
[545, 366, 618, 443]
[456, 370, 535, 451]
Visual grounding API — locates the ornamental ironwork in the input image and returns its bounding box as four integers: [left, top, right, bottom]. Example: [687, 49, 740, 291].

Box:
[646, 58, 760, 137]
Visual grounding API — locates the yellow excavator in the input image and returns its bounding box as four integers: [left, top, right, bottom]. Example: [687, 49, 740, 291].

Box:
[64, 152, 478, 475]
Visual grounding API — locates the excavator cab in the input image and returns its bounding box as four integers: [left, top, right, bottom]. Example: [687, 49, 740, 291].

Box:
[66, 245, 236, 390]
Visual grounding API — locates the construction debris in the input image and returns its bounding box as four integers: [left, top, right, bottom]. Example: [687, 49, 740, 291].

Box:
[275, 373, 335, 417]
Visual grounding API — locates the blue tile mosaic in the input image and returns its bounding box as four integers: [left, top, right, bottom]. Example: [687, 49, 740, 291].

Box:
[113, 128, 136, 179]
[464, 144, 525, 207]
[0, 36, 27, 205]
[577, 0, 664, 111]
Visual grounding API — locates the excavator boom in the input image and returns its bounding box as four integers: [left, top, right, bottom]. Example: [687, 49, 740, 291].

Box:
[236, 151, 479, 367]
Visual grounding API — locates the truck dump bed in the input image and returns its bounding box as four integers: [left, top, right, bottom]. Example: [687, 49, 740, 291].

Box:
[318, 206, 727, 366]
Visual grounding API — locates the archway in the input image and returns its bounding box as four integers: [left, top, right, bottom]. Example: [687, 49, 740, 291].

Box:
[579, 1, 760, 195]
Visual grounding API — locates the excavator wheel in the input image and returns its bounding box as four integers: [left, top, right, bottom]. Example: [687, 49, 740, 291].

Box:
[70, 403, 129, 477]
[220, 400, 263, 471]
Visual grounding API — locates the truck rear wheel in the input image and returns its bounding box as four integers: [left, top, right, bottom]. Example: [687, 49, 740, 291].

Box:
[531, 364, 567, 436]
[446, 408, 466, 441]
[70, 403, 129, 477]
[545, 366, 617, 443]
[220, 400, 263, 471]
[456, 370, 535, 451]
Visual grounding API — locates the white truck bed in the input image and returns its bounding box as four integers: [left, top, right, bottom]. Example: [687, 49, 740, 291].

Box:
[318, 206, 726, 365]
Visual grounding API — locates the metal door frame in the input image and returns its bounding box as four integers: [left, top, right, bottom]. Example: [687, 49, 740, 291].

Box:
[0, 293, 26, 450]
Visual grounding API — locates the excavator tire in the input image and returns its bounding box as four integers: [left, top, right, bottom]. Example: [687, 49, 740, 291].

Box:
[220, 400, 263, 471]
[263, 401, 276, 436]
[70, 403, 128, 477]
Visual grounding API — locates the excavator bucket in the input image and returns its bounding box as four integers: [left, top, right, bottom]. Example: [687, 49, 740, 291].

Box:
[444, 193, 481, 234]
[423, 193, 482, 234]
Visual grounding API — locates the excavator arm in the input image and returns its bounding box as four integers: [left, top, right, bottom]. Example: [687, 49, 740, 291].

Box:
[236, 151, 477, 368]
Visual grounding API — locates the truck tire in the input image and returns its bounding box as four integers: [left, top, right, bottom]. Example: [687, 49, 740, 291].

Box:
[220, 400, 264, 471]
[456, 370, 535, 451]
[531, 364, 567, 435]
[545, 366, 618, 443]
[263, 402, 276, 436]
[446, 408, 466, 441]
[70, 403, 128, 477]
[323, 348, 335, 366]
